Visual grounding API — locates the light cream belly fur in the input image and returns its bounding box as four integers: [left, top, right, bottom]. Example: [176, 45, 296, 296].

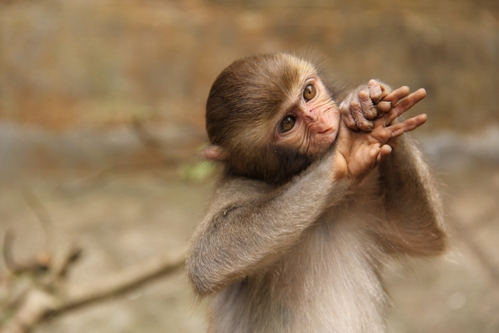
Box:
[209, 175, 389, 333]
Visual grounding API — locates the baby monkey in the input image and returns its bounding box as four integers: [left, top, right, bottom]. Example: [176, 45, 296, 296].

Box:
[187, 53, 446, 333]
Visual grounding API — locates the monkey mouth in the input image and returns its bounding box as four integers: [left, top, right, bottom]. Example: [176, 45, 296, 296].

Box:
[318, 127, 334, 134]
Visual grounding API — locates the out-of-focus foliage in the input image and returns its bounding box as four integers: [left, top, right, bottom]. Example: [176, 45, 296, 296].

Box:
[180, 160, 217, 183]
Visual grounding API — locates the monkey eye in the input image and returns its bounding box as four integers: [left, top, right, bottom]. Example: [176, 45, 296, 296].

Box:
[279, 115, 296, 133]
[303, 84, 317, 101]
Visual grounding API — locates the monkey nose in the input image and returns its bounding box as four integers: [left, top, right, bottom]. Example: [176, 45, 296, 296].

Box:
[304, 110, 318, 122]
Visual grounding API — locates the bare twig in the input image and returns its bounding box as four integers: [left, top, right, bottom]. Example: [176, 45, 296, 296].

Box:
[130, 118, 188, 167]
[58, 250, 186, 313]
[20, 189, 53, 239]
[0, 289, 56, 333]
[2, 230, 49, 276]
[1, 144, 190, 333]
[0, 248, 186, 333]
[131, 117, 165, 150]
[1, 192, 185, 331]
[2, 229, 19, 273]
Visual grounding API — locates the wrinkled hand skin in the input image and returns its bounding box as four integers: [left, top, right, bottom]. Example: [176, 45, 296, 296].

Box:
[339, 79, 393, 132]
[334, 82, 427, 181]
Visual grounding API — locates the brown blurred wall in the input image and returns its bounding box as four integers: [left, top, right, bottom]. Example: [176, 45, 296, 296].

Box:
[0, 0, 498, 134]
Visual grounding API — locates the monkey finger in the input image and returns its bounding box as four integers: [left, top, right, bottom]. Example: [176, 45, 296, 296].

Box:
[368, 80, 390, 104]
[366, 145, 381, 165]
[388, 114, 428, 137]
[352, 104, 374, 131]
[358, 90, 377, 120]
[386, 88, 427, 124]
[370, 126, 394, 143]
[377, 145, 392, 163]
[345, 99, 371, 131]
[340, 102, 359, 130]
[376, 101, 392, 113]
[382, 86, 411, 106]
[380, 83, 390, 98]
[368, 80, 383, 104]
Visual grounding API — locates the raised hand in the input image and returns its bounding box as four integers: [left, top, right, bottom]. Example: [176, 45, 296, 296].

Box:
[339, 79, 392, 132]
[333, 86, 427, 181]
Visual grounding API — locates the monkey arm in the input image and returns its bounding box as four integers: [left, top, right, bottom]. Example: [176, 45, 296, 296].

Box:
[377, 135, 446, 256]
[187, 152, 352, 296]
[337, 84, 445, 255]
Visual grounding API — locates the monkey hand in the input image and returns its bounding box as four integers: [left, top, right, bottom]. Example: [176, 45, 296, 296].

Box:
[339, 79, 393, 132]
[333, 87, 427, 181]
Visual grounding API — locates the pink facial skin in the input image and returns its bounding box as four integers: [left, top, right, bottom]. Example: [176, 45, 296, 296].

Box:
[273, 78, 341, 158]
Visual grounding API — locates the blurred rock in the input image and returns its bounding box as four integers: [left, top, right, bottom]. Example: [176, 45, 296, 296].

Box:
[419, 126, 499, 171]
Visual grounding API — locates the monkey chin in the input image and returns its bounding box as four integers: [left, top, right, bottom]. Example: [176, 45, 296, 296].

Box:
[307, 127, 339, 156]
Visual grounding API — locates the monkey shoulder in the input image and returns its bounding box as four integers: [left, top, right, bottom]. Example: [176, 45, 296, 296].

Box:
[212, 176, 273, 203]
[205, 175, 274, 218]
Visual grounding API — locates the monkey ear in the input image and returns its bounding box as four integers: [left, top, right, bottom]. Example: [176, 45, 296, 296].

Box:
[199, 145, 228, 162]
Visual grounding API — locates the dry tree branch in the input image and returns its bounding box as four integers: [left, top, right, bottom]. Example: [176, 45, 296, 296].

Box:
[0, 128, 195, 333]
[131, 117, 190, 167]
[20, 189, 53, 240]
[131, 117, 165, 151]
[2, 189, 54, 276]
[58, 249, 186, 313]
[2, 230, 50, 276]
[2, 230, 19, 274]
[0, 188, 187, 333]
[0, 247, 186, 333]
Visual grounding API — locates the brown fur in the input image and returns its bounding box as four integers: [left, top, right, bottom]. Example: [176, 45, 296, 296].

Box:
[205, 53, 318, 183]
[188, 53, 446, 333]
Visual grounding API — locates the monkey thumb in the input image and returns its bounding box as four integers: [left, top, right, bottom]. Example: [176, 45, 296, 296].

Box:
[199, 145, 227, 161]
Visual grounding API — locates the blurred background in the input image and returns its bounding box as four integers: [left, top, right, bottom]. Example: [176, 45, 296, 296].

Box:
[0, 0, 498, 332]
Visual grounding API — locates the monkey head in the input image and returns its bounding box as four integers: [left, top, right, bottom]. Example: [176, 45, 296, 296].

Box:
[201, 53, 341, 183]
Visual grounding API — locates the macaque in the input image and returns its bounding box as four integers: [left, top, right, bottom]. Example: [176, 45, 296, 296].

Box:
[187, 53, 446, 333]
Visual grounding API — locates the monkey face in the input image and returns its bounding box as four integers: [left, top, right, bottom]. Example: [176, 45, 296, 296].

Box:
[273, 77, 341, 158]
[204, 53, 342, 183]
